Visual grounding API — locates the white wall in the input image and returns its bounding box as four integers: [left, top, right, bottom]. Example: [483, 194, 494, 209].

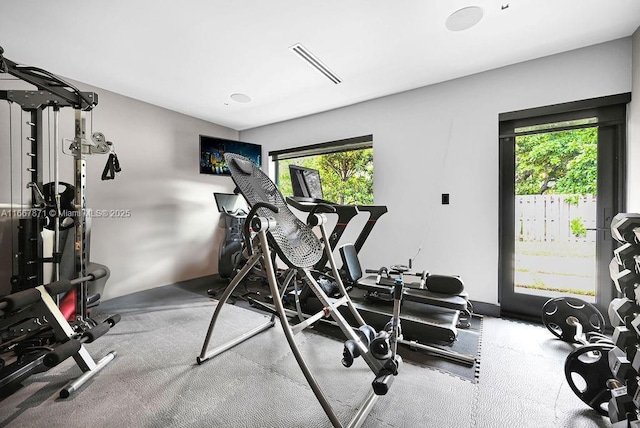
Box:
[241, 38, 633, 306]
[0, 80, 240, 299]
[629, 27, 640, 211]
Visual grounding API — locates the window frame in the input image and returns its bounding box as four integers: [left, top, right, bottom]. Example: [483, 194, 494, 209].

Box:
[269, 135, 373, 185]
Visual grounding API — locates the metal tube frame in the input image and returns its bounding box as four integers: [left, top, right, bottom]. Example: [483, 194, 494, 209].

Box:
[73, 109, 88, 320]
[1, 46, 98, 295]
[197, 251, 275, 364]
[60, 350, 117, 398]
[9, 285, 117, 397]
[197, 218, 390, 428]
[398, 338, 476, 366]
[317, 217, 367, 327]
[52, 107, 61, 286]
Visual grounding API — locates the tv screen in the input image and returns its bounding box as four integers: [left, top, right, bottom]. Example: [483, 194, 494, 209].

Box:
[289, 165, 323, 200]
[213, 192, 249, 213]
[200, 136, 262, 175]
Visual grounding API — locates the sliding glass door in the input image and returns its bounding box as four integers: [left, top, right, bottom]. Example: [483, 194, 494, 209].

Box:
[499, 95, 628, 320]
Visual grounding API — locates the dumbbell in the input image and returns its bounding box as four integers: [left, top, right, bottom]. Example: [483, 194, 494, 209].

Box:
[610, 385, 637, 425]
[616, 245, 640, 270]
[609, 379, 638, 425]
[610, 298, 640, 328]
[633, 377, 640, 409]
[610, 345, 637, 382]
[612, 245, 640, 299]
[614, 269, 640, 300]
[627, 313, 640, 374]
[612, 213, 640, 244]
[609, 300, 640, 373]
[615, 324, 640, 361]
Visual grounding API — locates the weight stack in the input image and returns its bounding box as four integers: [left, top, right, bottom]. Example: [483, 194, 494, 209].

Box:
[12, 215, 44, 293]
[607, 213, 640, 426]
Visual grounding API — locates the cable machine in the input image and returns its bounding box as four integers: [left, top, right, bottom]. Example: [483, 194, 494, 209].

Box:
[0, 45, 119, 319]
[0, 46, 121, 397]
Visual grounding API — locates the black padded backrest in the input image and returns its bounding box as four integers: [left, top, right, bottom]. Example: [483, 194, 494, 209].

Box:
[339, 244, 362, 282]
[224, 153, 323, 269]
[426, 274, 465, 295]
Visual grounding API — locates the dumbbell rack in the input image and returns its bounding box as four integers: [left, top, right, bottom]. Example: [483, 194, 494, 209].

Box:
[603, 213, 640, 427]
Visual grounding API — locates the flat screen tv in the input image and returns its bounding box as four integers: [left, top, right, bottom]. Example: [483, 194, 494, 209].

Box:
[213, 192, 249, 213]
[200, 136, 262, 175]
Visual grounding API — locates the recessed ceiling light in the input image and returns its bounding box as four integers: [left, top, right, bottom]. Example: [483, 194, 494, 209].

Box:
[230, 93, 251, 103]
[446, 6, 484, 32]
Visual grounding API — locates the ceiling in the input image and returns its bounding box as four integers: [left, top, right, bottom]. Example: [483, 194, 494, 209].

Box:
[1, 1, 640, 131]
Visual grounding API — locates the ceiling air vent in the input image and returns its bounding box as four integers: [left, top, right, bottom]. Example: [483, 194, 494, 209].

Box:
[290, 43, 342, 84]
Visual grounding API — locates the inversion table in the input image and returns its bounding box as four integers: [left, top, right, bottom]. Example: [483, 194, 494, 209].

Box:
[197, 153, 404, 428]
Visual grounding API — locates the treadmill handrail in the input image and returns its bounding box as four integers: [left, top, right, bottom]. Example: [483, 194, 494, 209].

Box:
[286, 196, 358, 215]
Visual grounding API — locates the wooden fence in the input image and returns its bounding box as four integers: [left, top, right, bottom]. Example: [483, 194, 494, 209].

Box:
[516, 195, 596, 242]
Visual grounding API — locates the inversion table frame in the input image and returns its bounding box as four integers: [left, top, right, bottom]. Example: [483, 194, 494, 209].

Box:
[197, 153, 401, 428]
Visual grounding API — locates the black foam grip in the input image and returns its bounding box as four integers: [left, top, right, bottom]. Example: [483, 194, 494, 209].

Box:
[306, 204, 336, 226]
[372, 373, 395, 396]
[89, 267, 108, 281]
[83, 322, 110, 343]
[104, 313, 121, 327]
[43, 339, 82, 368]
[45, 279, 73, 296]
[1, 289, 41, 312]
[393, 282, 403, 300]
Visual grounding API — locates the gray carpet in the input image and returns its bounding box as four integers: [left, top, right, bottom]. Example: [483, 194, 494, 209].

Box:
[0, 279, 612, 427]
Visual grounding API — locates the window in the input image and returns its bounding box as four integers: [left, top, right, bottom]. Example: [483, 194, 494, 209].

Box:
[270, 135, 374, 205]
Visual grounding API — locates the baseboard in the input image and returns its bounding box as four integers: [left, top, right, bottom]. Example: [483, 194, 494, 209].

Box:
[135, 274, 504, 320]
[171, 274, 219, 288]
[470, 300, 500, 317]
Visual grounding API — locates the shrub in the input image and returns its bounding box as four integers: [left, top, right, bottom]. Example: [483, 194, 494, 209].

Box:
[570, 217, 587, 237]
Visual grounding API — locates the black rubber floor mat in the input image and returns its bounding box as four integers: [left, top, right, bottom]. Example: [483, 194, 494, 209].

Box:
[205, 276, 483, 382]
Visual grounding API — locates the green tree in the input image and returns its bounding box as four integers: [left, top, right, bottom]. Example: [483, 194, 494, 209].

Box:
[515, 127, 597, 195]
[319, 150, 373, 204]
